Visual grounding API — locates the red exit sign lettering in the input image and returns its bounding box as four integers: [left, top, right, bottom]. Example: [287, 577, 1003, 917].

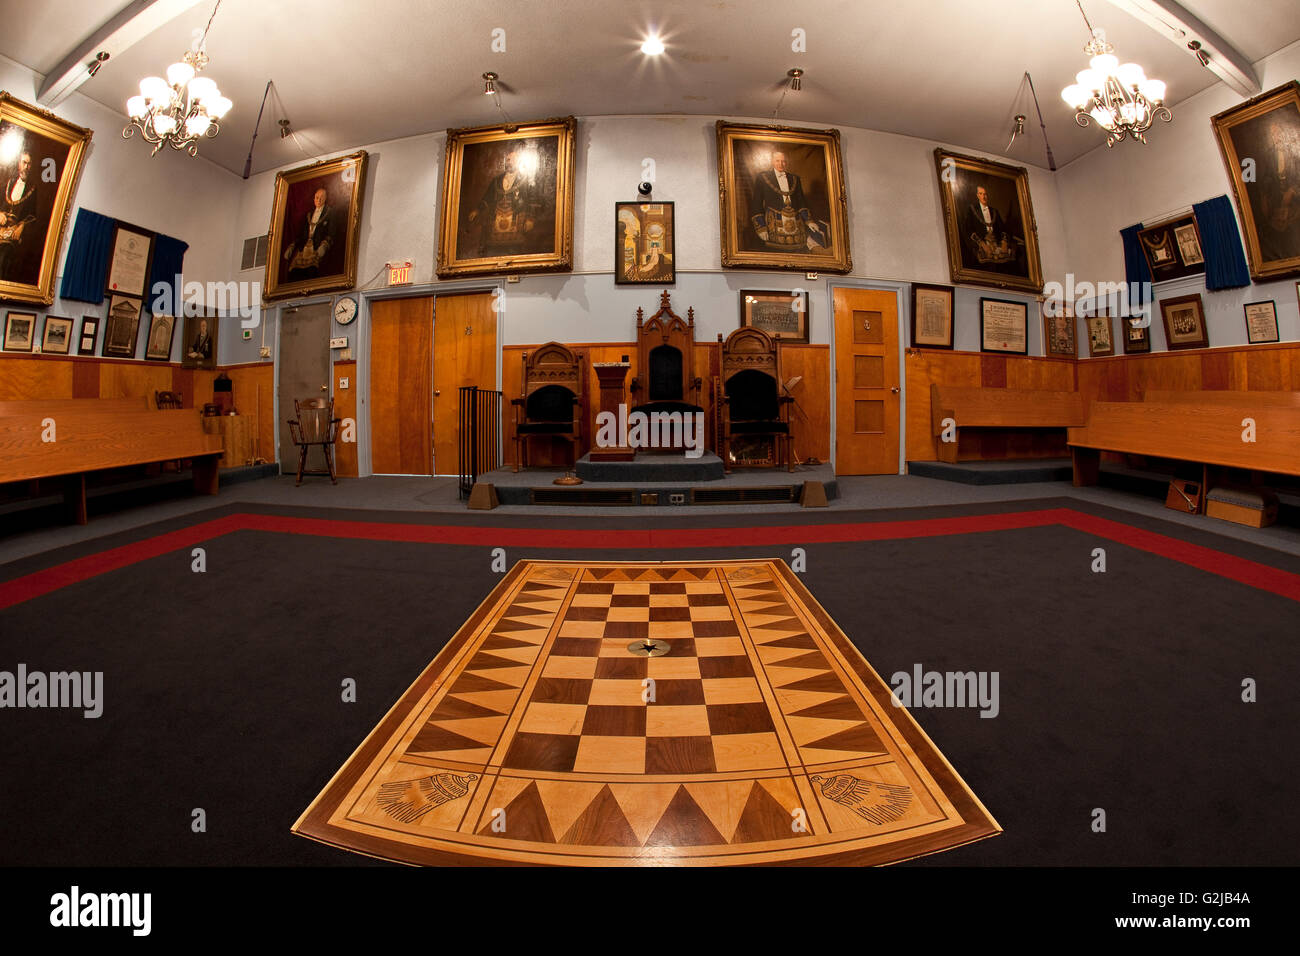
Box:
[387, 261, 413, 285]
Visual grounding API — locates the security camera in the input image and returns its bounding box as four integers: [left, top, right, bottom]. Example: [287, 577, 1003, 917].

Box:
[637, 181, 653, 197]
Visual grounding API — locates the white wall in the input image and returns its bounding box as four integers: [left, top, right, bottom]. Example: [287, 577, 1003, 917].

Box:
[0, 54, 244, 363]
[1056, 40, 1300, 355]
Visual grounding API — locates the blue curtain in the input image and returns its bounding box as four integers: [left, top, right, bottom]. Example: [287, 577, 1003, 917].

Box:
[1193, 195, 1251, 290]
[58, 208, 116, 303]
[148, 234, 189, 312]
[1119, 223, 1150, 308]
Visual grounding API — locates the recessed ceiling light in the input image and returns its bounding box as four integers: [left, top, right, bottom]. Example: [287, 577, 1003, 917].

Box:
[641, 35, 665, 56]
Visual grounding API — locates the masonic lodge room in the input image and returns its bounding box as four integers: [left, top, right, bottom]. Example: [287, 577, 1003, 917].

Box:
[1, 0, 1298, 888]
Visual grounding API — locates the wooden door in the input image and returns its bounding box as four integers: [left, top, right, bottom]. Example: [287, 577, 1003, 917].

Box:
[833, 287, 900, 474]
[432, 292, 497, 476]
[370, 296, 433, 475]
[277, 302, 332, 474]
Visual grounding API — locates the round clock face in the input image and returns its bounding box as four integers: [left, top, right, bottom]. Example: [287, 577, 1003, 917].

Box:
[334, 297, 358, 325]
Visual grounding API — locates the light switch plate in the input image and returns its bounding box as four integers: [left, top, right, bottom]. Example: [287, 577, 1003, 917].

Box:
[330, 336, 348, 349]
[339, 377, 349, 389]
[259, 346, 271, 358]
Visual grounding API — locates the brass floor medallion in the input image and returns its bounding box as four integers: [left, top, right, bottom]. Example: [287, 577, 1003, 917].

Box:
[293, 559, 1000, 866]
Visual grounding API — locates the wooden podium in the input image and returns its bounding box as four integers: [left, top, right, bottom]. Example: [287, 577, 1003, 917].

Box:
[589, 362, 635, 461]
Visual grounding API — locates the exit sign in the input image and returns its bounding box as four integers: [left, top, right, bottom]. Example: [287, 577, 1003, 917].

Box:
[387, 260, 414, 285]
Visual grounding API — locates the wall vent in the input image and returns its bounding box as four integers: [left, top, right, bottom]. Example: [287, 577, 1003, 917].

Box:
[240, 235, 268, 271]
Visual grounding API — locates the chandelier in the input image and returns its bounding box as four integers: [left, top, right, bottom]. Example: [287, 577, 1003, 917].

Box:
[123, 0, 231, 157]
[1060, 1, 1170, 147]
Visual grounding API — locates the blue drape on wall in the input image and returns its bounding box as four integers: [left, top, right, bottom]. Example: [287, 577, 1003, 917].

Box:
[58, 208, 116, 304]
[1193, 195, 1251, 290]
[148, 234, 190, 311]
[1120, 223, 1150, 308]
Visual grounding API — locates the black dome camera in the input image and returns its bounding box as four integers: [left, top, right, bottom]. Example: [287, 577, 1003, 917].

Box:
[637, 181, 653, 197]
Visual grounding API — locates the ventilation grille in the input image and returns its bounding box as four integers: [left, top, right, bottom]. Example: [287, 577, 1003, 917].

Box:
[530, 488, 639, 506]
[240, 235, 269, 271]
[691, 486, 798, 504]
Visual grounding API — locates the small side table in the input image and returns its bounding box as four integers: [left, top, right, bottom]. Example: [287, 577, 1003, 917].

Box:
[202, 414, 253, 469]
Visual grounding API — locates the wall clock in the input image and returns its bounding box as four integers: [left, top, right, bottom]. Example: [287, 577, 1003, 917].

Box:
[334, 296, 358, 326]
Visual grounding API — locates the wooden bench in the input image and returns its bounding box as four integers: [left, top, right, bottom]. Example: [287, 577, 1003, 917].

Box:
[929, 385, 1087, 463]
[0, 397, 151, 417]
[1142, 389, 1300, 408]
[1068, 401, 1300, 487]
[0, 407, 224, 524]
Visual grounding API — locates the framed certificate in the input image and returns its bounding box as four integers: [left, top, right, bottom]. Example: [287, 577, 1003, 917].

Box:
[104, 294, 143, 358]
[78, 315, 100, 355]
[1243, 300, 1279, 344]
[739, 289, 808, 343]
[979, 297, 1028, 354]
[911, 283, 954, 349]
[106, 224, 154, 299]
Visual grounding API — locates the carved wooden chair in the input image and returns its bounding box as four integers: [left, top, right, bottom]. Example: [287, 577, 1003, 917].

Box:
[154, 390, 183, 409]
[511, 342, 585, 472]
[718, 327, 793, 472]
[629, 291, 703, 430]
[287, 397, 340, 485]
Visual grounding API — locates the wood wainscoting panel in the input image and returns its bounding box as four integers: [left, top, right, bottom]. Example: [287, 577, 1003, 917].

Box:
[333, 361, 358, 478]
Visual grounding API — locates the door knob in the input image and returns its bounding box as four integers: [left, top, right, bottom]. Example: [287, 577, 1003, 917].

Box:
[434, 389, 441, 396]
[891, 387, 900, 394]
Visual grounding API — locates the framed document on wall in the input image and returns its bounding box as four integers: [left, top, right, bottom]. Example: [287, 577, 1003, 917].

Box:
[106, 224, 153, 298]
[739, 289, 808, 343]
[911, 283, 954, 349]
[144, 312, 174, 360]
[104, 294, 143, 357]
[1159, 293, 1209, 351]
[1085, 311, 1115, 357]
[41, 315, 72, 354]
[979, 297, 1028, 354]
[1243, 300, 1279, 344]
[1121, 315, 1152, 354]
[1042, 305, 1077, 357]
[78, 315, 99, 355]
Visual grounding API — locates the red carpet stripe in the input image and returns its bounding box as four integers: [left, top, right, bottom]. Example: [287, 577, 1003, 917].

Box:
[2, 508, 1297, 609]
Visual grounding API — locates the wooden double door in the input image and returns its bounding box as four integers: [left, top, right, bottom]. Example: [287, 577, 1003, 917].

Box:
[833, 287, 901, 475]
[370, 292, 496, 476]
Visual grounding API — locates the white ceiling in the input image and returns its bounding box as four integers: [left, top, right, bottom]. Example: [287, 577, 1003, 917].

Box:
[3, 0, 1299, 176]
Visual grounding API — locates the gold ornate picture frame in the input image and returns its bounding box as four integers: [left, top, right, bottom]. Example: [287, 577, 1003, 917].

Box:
[437, 116, 576, 279]
[263, 150, 368, 301]
[716, 122, 851, 274]
[934, 148, 1043, 295]
[0, 92, 92, 306]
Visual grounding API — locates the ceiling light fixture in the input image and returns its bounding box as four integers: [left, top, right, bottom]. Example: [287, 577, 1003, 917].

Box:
[87, 52, 109, 78]
[640, 35, 665, 56]
[787, 68, 803, 92]
[482, 71, 498, 95]
[123, 0, 231, 157]
[1060, 0, 1169, 147]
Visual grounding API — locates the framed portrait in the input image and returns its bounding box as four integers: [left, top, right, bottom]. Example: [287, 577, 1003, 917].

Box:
[3, 310, 35, 351]
[104, 294, 143, 358]
[1243, 300, 1280, 344]
[716, 122, 851, 274]
[144, 312, 175, 361]
[0, 93, 92, 306]
[77, 315, 99, 355]
[1160, 293, 1209, 351]
[1137, 214, 1206, 282]
[1042, 305, 1077, 357]
[911, 283, 954, 350]
[264, 150, 368, 301]
[934, 148, 1044, 295]
[1085, 311, 1115, 357]
[105, 223, 154, 298]
[979, 297, 1028, 354]
[180, 312, 218, 369]
[1211, 81, 1300, 280]
[1120, 315, 1152, 354]
[615, 202, 674, 284]
[437, 117, 576, 279]
[41, 315, 71, 354]
[739, 289, 808, 343]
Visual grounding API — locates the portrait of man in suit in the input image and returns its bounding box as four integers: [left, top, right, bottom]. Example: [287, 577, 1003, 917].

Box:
[0, 146, 40, 283]
[743, 146, 830, 252]
[181, 314, 217, 369]
[955, 175, 1028, 277]
[456, 136, 559, 260]
[1232, 111, 1300, 264]
[282, 186, 337, 283]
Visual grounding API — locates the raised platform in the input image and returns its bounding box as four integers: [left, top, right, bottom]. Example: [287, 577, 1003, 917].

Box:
[479, 462, 837, 506]
[576, 451, 725, 483]
[907, 458, 1073, 485]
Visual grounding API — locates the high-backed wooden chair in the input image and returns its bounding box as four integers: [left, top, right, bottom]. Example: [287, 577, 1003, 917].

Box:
[154, 390, 183, 409]
[287, 397, 339, 486]
[718, 327, 793, 472]
[511, 342, 584, 472]
[630, 291, 702, 420]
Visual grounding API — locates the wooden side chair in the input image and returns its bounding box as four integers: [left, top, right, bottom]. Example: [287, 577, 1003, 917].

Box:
[511, 342, 584, 472]
[718, 327, 793, 472]
[287, 397, 340, 485]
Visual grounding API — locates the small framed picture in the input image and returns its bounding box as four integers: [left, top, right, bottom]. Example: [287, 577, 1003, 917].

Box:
[104, 294, 143, 358]
[1159, 293, 1209, 351]
[1137, 214, 1206, 282]
[911, 283, 954, 349]
[739, 289, 809, 343]
[144, 312, 175, 361]
[3, 310, 37, 351]
[615, 202, 674, 284]
[41, 315, 72, 354]
[78, 316, 100, 355]
[1121, 315, 1152, 354]
[181, 312, 218, 369]
[979, 297, 1028, 355]
[1042, 305, 1076, 357]
[1085, 311, 1115, 357]
[1243, 300, 1279, 344]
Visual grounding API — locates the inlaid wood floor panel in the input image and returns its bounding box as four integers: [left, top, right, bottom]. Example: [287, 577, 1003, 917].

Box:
[293, 559, 1000, 865]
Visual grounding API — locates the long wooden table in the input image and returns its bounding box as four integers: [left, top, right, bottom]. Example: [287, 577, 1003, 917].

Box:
[0, 406, 224, 524]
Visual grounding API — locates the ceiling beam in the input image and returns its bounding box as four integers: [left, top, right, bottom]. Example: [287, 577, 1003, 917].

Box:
[37, 0, 206, 108]
[1103, 0, 1260, 97]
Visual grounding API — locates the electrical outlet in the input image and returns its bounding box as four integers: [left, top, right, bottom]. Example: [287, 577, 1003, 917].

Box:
[805, 272, 819, 280]
[259, 346, 271, 359]
[330, 336, 347, 349]
[669, 493, 686, 505]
